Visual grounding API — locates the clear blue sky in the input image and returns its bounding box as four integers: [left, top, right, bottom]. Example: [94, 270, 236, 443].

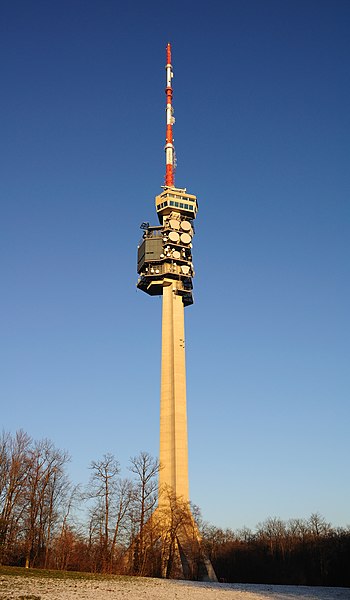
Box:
[1, 0, 349, 532]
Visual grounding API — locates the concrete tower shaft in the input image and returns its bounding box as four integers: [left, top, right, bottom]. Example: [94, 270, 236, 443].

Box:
[159, 280, 189, 503]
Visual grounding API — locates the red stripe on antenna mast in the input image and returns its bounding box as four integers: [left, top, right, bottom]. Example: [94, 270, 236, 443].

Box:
[165, 42, 175, 187]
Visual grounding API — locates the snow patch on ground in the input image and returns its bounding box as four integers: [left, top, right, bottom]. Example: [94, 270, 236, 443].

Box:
[0, 575, 349, 600]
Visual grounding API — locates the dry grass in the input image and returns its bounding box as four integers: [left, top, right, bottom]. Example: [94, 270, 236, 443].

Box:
[0, 565, 129, 580]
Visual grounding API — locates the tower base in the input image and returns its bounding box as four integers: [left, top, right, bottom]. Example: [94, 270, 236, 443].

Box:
[127, 493, 217, 582]
[163, 529, 217, 581]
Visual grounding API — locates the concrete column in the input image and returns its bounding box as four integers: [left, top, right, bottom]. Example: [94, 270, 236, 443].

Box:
[159, 281, 189, 504]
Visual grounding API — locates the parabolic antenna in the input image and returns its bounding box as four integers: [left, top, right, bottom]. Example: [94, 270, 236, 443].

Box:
[180, 220, 191, 232]
[169, 219, 180, 230]
[169, 231, 180, 243]
[180, 232, 191, 245]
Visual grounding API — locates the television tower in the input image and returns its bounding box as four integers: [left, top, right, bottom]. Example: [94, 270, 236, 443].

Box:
[137, 44, 216, 581]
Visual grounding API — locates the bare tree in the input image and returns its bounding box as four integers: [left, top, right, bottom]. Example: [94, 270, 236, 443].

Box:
[128, 451, 159, 574]
[201, 522, 237, 563]
[87, 453, 120, 571]
[257, 516, 287, 558]
[157, 488, 195, 578]
[0, 430, 32, 564]
[308, 512, 331, 538]
[23, 439, 70, 568]
[54, 483, 81, 570]
[109, 478, 134, 571]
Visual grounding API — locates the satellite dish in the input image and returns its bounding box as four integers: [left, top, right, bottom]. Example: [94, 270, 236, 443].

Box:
[169, 219, 180, 230]
[173, 250, 180, 259]
[181, 265, 190, 274]
[180, 232, 191, 245]
[169, 231, 180, 243]
[180, 221, 191, 232]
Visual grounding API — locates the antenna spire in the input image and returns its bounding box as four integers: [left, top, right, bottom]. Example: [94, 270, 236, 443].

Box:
[165, 42, 175, 187]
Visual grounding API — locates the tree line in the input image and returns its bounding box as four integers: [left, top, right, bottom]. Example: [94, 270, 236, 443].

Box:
[201, 515, 350, 586]
[0, 430, 162, 574]
[1, 430, 349, 585]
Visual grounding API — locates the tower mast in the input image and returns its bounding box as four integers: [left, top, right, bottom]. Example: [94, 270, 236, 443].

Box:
[165, 42, 175, 187]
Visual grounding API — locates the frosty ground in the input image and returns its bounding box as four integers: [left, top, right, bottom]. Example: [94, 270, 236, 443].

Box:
[0, 574, 349, 600]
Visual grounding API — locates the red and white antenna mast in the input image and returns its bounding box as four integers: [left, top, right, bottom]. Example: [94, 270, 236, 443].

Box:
[165, 42, 175, 187]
